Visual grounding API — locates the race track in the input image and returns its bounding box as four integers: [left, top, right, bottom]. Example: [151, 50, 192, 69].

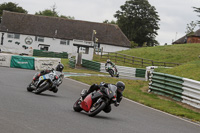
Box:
[0, 67, 199, 133]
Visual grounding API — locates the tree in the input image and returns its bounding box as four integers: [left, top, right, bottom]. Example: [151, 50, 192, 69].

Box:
[60, 15, 75, 20]
[185, 21, 197, 35]
[193, 7, 200, 24]
[114, 0, 160, 46]
[35, 4, 58, 17]
[0, 2, 27, 16]
[35, 9, 59, 17]
[35, 4, 74, 19]
[103, 20, 117, 24]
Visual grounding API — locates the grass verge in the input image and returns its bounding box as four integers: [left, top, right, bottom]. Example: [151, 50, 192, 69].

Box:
[155, 60, 200, 81]
[69, 76, 200, 122]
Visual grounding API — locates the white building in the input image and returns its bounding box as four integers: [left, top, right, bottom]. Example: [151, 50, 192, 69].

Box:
[0, 11, 131, 60]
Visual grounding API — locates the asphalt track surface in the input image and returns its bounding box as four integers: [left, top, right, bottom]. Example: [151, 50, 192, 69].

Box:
[0, 67, 200, 133]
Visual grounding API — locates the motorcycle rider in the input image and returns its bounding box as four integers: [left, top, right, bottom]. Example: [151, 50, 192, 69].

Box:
[32, 62, 64, 93]
[105, 59, 119, 76]
[81, 81, 125, 113]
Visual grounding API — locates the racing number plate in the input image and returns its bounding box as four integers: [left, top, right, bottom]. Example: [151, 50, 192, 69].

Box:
[39, 75, 46, 80]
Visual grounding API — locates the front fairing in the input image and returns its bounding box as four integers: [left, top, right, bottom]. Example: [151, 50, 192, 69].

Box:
[100, 84, 117, 104]
[104, 84, 117, 99]
[52, 71, 64, 86]
[81, 91, 103, 112]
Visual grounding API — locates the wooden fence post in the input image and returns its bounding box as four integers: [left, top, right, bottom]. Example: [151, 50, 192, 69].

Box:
[142, 59, 144, 67]
[115, 53, 117, 62]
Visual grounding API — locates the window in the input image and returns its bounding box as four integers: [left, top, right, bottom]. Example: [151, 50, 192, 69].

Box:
[79, 47, 89, 54]
[35, 36, 44, 42]
[7, 33, 20, 39]
[38, 37, 44, 42]
[14, 34, 20, 39]
[60, 40, 66, 45]
[60, 40, 70, 45]
[40, 46, 49, 51]
[7, 33, 14, 38]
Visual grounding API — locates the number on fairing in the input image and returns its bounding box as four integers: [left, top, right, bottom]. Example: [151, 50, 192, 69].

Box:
[40, 75, 46, 80]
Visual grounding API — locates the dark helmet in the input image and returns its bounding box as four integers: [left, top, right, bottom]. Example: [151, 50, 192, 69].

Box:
[116, 81, 125, 92]
[56, 62, 64, 72]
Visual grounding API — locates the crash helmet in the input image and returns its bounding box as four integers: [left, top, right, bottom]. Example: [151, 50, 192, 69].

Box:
[56, 62, 64, 72]
[116, 81, 125, 93]
[107, 59, 111, 63]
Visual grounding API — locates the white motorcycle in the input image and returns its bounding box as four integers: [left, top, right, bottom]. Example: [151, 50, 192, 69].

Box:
[105, 64, 119, 77]
[27, 70, 64, 94]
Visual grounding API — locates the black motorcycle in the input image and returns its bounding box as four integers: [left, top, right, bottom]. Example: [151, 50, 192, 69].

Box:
[73, 84, 117, 117]
[27, 70, 64, 94]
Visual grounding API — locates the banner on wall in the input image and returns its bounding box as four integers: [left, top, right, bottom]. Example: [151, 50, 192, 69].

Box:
[0, 53, 13, 67]
[34, 58, 61, 70]
[10, 55, 35, 70]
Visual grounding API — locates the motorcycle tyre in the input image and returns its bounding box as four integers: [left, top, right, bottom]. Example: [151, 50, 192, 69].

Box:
[108, 69, 114, 77]
[88, 101, 106, 117]
[27, 83, 34, 92]
[73, 98, 83, 112]
[34, 82, 50, 95]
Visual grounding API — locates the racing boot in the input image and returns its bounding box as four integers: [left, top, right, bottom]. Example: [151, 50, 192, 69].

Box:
[53, 87, 58, 93]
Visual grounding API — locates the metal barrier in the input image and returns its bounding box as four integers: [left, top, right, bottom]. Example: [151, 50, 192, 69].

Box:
[33, 49, 68, 58]
[100, 63, 146, 78]
[82, 59, 100, 71]
[149, 72, 200, 109]
[69, 58, 76, 69]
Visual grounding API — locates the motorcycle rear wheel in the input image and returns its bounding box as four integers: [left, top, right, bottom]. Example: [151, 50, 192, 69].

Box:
[88, 101, 106, 117]
[34, 82, 50, 94]
[73, 98, 83, 112]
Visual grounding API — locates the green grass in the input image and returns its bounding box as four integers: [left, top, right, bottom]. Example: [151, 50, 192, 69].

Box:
[70, 76, 200, 122]
[119, 44, 200, 63]
[94, 43, 200, 68]
[155, 60, 200, 81]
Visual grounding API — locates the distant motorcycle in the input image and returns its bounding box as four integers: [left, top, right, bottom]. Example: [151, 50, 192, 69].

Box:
[27, 70, 64, 94]
[73, 84, 117, 117]
[105, 64, 119, 77]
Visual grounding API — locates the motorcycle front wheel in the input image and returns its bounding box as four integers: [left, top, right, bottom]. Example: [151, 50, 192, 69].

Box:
[108, 69, 114, 77]
[88, 101, 106, 117]
[27, 83, 34, 92]
[73, 98, 83, 112]
[34, 82, 50, 94]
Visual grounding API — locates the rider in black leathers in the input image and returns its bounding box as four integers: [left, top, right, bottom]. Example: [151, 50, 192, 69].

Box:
[81, 81, 125, 113]
[32, 62, 64, 93]
[33, 62, 64, 82]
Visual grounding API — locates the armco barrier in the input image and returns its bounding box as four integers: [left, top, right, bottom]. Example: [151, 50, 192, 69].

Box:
[82, 59, 100, 71]
[149, 72, 200, 109]
[100, 63, 146, 78]
[136, 68, 146, 78]
[33, 49, 68, 58]
[69, 58, 76, 69]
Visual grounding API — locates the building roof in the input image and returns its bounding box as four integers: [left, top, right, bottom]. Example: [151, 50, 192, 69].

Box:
[0, 11, 131, 48]
[172, 29, 200, 44]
